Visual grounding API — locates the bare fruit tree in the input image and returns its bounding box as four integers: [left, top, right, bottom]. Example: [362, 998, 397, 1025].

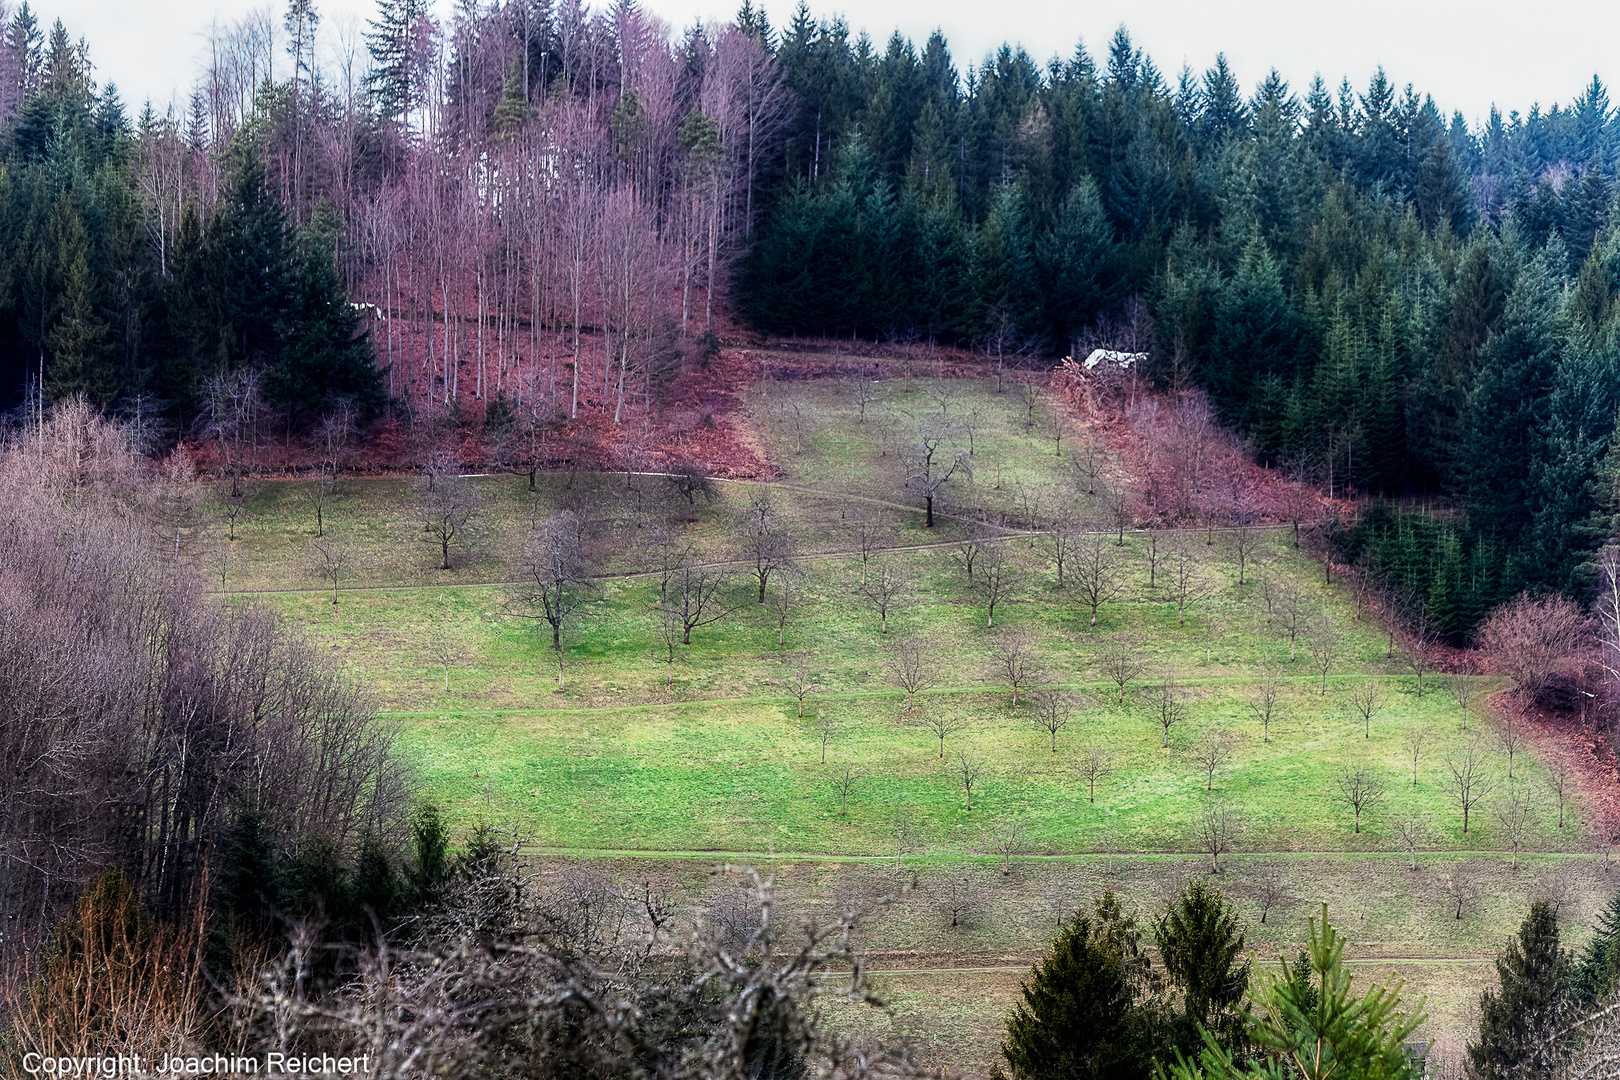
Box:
[1445, 734, 1495, 834]
[509, 512, 600, 686]
[1305, 621, 1341, 695]
[885, 635, 939, 707]
[1348, 680, 1386, 739]
[847, 511, 890, 584]
[1148, 678, 1188, 749]
[1334, 762, 1386, 834]
[1496, 706, 1525, 779]
[221, 483, 257, 541]
[1046, 524, 1078, 589]
[1392, 811, 1426, 871]
[310, 537, 351, 606]
[1076, 747, 1111, 803]
[912, 701, 971, 759]
[1403, 613, 1442, 698]
[1548, 762, 1574, 829]
[990, 626, 1043, 706]
[956, 750, 986, 812]
[301, 480, 334, 539]
[418, 476, 478, 571]
[1494, 790, 1534, 869]
[1277, 585, 1309, 662]
[666, 563, 734, 645]
[1072, 533, 1127, 627]
[1401, 724, 1432, 786]
[1192, 729, 1235, 792]
[1094, 637, 1147, 711]
[1229, 528, 1264, 586]
[1166, 542, 1215, 628]
[993, 820, 1029, 876]
[1246, 667, 1284, 743]
[904, 419, 970, 528]
[814, 711, 838, 764]
[972, 544, 1023, 628]
[830, 765, 863, 815]
[769, 652, 820, 718]
[738, 490, 798, 604]
[860, 558, 909, 633]
[1196, 800, 1238, 873]
[1444, 664, 1479, 732]
[1251, 863, 1288, 923]
[767, 571, 807, 649]
[1440, 861, 1483, 919]
[1029, 689, 1080, 753]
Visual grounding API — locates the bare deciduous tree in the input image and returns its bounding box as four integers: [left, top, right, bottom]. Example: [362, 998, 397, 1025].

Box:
[1046, 523, 1079, 589]
[665, 563, 734, 645]
[1166, 542, 1215, 628]
[1445, 734, 1495, 834]
[418, 476, 478, 571]
[1403, 613, 1442, 698]
[1497, 706, 1525, 779]
[1494, 790, 1534, 869]
[912, 701, 971, 759]
[1251, 863, 1288, 923]
[884, 635, 939, 706]
[1305, 622, 1341, 695]
[301, 480, 334, 539]
[1401, 724, 1432, 786]
[1072, 533, 1127, 627]
[1392, 811, 1426, 871]
[221, 483, 257, 541]
[1277, 585, 1309, 662]
[993, 820, 1029, 876]
[904, 420, 970, 528]
[1444, 664, 1479, 732]
[972, 543, 1022, 629]
[1548, 762, 1574, 829]
[737, 491, 797, 604]
[956, 749, 985, 812]
[830, 764, 862, 815]
[1191, 729, 1235, 792]
[1148, 678, 1188, 749]
[665, 460, 716, 521]
[860, 558, 908, 634]
[847, 511, 890, 584]
[1225, 527, 1264, 588]
[508, 512, 599, 686]
[1029, 689, 1080, 753]
[1091, 635, 1145, 706]
[310, 537, 351, 605]
[1334, 762, 1386, 834]
[1076, 747, 1111, 803]
[814, 711, 838, 765]
[769, 652, 819, 718]
[1196, 800, 1238, 873]
[1440, 861, 1483, 919]
[990, 626, 1042, 707]
[766, 570, 807, 649]
[1247, 668, 1284, 743]
[1478, 593, 1592, 702]
[1348, 680, 1386, 739]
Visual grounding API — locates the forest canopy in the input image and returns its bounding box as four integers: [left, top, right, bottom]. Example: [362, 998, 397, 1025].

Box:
[2, 0, 1620, 630]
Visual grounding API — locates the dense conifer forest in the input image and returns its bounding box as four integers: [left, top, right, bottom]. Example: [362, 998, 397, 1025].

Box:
[2, 0, 1620, 634]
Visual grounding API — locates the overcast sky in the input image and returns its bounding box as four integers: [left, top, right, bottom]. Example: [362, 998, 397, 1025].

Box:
[59, 0, 1620, 127]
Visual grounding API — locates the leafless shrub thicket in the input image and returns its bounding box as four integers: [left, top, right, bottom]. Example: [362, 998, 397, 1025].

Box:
[0, 405, 402, 948]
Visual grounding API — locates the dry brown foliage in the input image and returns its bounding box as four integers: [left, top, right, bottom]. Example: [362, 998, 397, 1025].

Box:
[1477, 592, 1592, 702]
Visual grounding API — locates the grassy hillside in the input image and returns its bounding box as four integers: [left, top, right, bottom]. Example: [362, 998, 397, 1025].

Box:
[205, 372, 1610, 1074]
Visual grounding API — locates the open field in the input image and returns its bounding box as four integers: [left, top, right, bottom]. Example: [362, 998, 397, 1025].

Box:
[202, 371, 1611, 1073]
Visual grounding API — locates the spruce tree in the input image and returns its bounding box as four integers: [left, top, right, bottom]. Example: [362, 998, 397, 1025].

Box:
[1468, 900, 1574, 1079]
[1574, 890, 1620, 1005]
[999, 891, 1165, 1080]
[1154, 879, 1251, 1058]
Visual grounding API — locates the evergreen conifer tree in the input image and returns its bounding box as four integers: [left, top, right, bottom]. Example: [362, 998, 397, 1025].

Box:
[1467, 900, 1574, 1079]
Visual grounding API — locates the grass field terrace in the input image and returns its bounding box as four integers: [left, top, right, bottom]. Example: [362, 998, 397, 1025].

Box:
[201, 369, 1613, 1073]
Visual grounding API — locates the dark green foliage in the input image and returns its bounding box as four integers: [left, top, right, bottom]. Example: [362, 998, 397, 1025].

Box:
[999, 891, 1166, 1080]
[1468, 900, 1574, 1079]
[265, 204, 384, 422]
[410, 799, 452, 903]
[1573, 890, 1620, 1006]
[1154, 880, 1251, 1057]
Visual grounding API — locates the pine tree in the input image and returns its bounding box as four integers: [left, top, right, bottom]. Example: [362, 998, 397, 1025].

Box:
[1468, 900, 1574, 1079]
